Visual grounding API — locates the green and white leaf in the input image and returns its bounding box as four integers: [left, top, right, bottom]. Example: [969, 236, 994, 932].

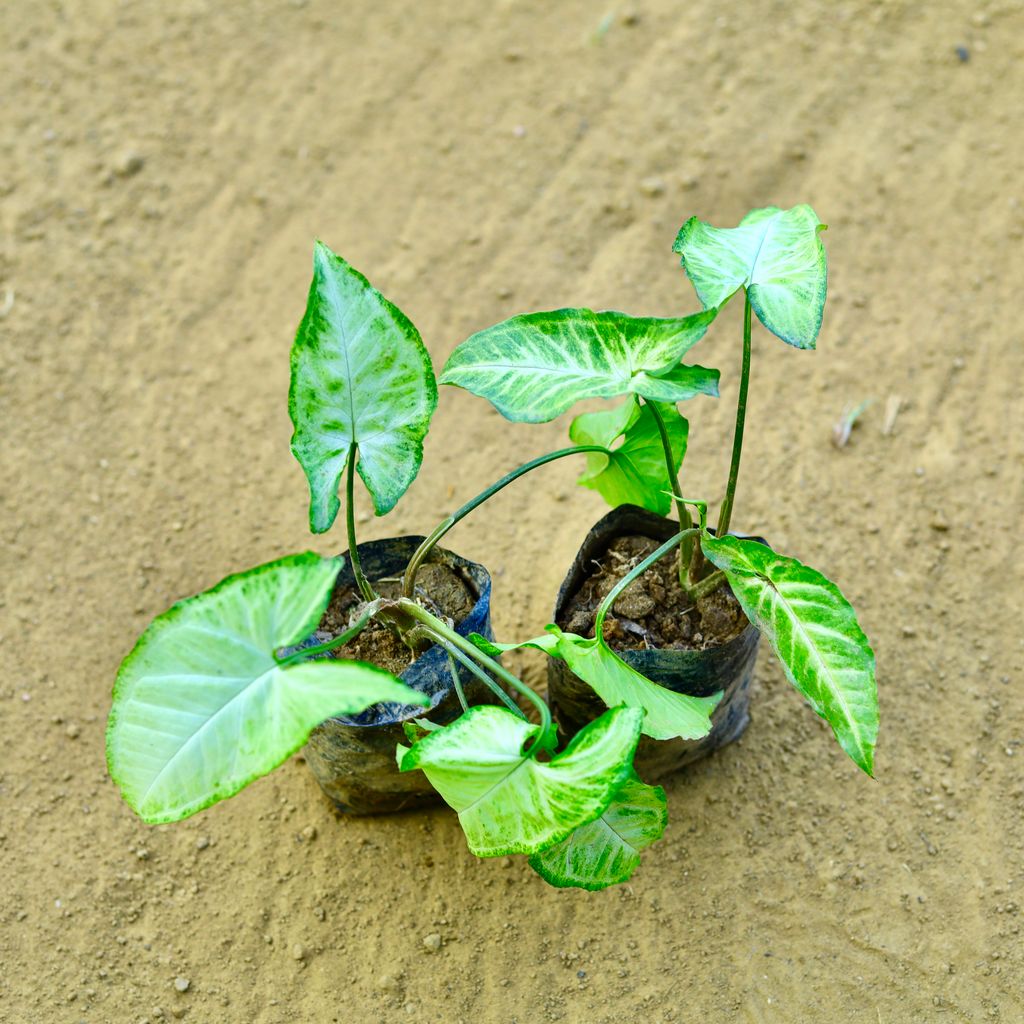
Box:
[397, 705, 643, 857]
[701, 534, 877, 774]
[484, 627, 720, 742]
[673, 205, 827, 349]
[570, 397, 688, 515]
[439, 308, 719, 422]
[289, 241, 438, 531]
[528, 772, 667, 890]
[107, 552, 427, 824]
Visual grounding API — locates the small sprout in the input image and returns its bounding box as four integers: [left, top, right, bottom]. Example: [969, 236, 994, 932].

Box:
[832, 398, 873, 448]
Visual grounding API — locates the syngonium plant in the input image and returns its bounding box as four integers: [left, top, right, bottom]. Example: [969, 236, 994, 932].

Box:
[106, 204, 878, 892]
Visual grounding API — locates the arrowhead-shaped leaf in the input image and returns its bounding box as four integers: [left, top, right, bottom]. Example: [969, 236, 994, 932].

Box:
[439, 308, 719, 423]
[701, 534, 877, 774]
[528, 772, 667, 890]
[106, 553, 428, 823]
[289, 242, 438, 531]
[479, 627, 720, 742]
[673, 205, 827, 349]
[570, 397, 688, 515]
[397, 705, 643, 857]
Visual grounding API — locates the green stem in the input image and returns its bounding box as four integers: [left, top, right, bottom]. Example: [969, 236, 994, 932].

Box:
[717, 291, 752, 539]
[445, 653, 469, 713]
[397, 598, 552, 748]
[346, 444, 376, 602]
[594, 528, 698, 637]
[274, 602, 380, 667]
[645, 401, 693, 586]
[440, 639, 526, 719]
[402, 445, 608, 598]
[686, 568, 725, 602]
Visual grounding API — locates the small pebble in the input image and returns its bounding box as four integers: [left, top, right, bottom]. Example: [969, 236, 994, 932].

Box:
[66, 723, 80, 739]
[377, 974, 400, 993]
[195, 836, 210, 850]
[173, 977, 190, 993]
[422, 932, 442, 951]
[114, 150, 145, 177]
[639, 176, 666, 197]
[300, 825, 317, 842]
[291, 943, 305, 961]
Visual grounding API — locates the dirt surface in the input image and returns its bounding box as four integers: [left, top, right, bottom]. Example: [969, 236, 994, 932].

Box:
[559, 534, 748, 649]
[3, 2, 1023, 1022]
[320, 562, 476, 677]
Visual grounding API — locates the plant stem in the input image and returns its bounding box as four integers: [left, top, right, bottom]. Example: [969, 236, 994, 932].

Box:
[445, 653, 469, 713]
[397, 598, 552, 749]
[686, 568, 725, 602]
[401, 445, 608, 598]
[274, 601, 380, 667]
[440, 640, 526, 719]
[717, 291, 752, 539]
[594, 528, 698, 636]
[645, 401, 693, 587]
[346, 443, 376, 602]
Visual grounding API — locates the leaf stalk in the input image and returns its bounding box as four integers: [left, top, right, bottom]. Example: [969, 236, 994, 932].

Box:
[401, 445, 609, 598]
[717, 292, 752, 539]
[346, 444, 377, 602]
[396, 598, 552, 752]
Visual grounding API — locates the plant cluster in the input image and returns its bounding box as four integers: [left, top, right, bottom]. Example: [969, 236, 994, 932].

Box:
[107, 205, 877, 890]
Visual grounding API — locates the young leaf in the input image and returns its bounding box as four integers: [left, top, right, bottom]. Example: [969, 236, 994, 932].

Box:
[397, 705, 643, 857]
[700, 534, 878, 774]
[289, 242, 438, 531]
[483, 627, 720, 742]
[528, 772, 667, 890]
[439, 308, 719, 422]
[673, 205, 827, 349]
[107, 553, 428, 824]
[570, 397, 688, 515]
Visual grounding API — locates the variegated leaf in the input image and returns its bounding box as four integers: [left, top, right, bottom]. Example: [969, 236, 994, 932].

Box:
[528, 772, 667, 890]
[439, 308, 719, 422]
[397, 705, 643, 857]
[289, 241, 437, 531]
[477, 628, 719, 742]
[107, 553, 427, 823]
[701, 534, 877, 774]
[673, 205, 827, 349]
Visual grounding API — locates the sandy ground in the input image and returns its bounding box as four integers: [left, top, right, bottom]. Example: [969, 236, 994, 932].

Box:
[3, 1, 1023, 1021]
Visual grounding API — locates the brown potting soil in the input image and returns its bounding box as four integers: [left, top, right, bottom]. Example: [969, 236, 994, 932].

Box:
[5, 2, 1023, 1021]
[558, 534, 748, 650]
[320, 562, 476, 677]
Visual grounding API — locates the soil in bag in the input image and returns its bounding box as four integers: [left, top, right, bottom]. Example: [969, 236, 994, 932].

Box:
[550, 505, 762, 779]
[302, 537, 497, 815]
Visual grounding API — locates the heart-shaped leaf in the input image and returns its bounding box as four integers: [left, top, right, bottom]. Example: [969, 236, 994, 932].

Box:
[397, 704, 643, 857]
[701, 534, 877, 774]
[477, 628, 719, 742]
[673, 205, 827, 349]
[107, 553, 428, 823]
[570, 397, 688, 515]
[289, 242, 438, 531]
[528, 771, 667, 890]
[439, 308, 719, 423]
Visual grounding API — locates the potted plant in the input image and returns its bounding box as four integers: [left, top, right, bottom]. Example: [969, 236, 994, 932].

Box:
[108, 242, 720, 889]
[106, 208, 878, 892]
[439, 204, 879, 779]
